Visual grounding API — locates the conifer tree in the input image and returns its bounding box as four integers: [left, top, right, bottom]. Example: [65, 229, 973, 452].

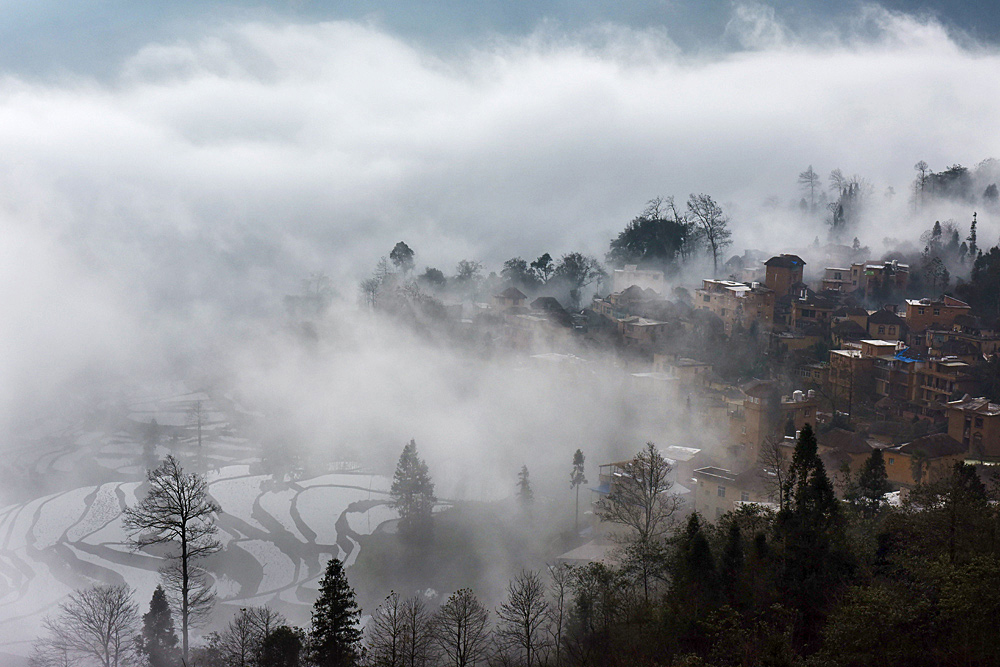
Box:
[719, 522, 745, 606]
[517, 465, 534, 506]
[853, 449, 891, 519]
[570, 450, 587, 534]
[776, 424, 850, 650]
[310, 557, 362, 667]
[138, 585, 180, 667]
[390, 440, 436, 543]
[968, 212, 978, 258]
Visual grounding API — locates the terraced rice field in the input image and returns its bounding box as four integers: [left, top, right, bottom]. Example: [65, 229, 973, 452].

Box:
[0, 387, 398, 660]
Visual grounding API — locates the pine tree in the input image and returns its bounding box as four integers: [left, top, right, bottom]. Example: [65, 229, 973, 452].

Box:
[776, 424, 850, 650]
[138, 585, 180, 667]
[853, 449, 891, 519]
[570, 449, 587, 534]
[310, 557, 362, 667]
[719, 522, 745, 606]
[390, 440, 436, 543]
[517, 465, 534, 506]
[968, 212, 978, 258]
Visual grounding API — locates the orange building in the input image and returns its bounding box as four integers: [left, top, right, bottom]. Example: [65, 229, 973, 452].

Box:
[695, 279, 775, 335]
[764, 254, 805, 298]
[904, 296, 971, 338]
[947, 396, 1000, 459]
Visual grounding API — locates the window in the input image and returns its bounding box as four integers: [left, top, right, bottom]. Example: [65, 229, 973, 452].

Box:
[717, 486, 726, 498]
[703, 295, 710, 303]
[934, 308, 940, 316]
[975, 417, 984, 428]
[878, 326, 885, 334]
[888, 457, 894, 465]
[918, 308, 925, 315]
[741, 491, 750, 502]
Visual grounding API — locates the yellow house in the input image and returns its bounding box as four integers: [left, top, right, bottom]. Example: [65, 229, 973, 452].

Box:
[882, 434, 967, 488]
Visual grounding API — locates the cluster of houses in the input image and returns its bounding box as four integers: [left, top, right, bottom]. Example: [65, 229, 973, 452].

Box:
[538, 251, 1000, 559]
[433, 246, 998, 542]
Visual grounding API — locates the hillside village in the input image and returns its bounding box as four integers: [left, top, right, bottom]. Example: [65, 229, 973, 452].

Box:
[362, 232, 1000, 538]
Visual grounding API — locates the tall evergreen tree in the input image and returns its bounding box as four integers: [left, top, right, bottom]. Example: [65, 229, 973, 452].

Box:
[570, 449, 587, 534]
[517, 465, 534, 506]
[310, 557, 362, 667]
[776, 424, 850, 650]
[852, 449, 891, 519]
[719, 522, 745, 606]
[390, 440, 436, 543]
[968, 212, 978, 258]
[666, 514, 717, 652]
[138, 585, 180, 667]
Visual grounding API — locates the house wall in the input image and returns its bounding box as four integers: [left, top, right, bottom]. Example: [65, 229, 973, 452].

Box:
[948, 407, 1000, 458]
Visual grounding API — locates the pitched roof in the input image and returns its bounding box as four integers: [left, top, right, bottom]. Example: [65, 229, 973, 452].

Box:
[742, 379, 775, 398]
[817, 428, 873, 455]
[868, 309, 905, 325]
[530, 296, 565, 312]
[620, 285, 646, 298]
[895, 433, 967, 459]
[834, 305, 869, 317]
[497, 287, 527, 300]
[765, 254, 806, 269]
[937, 339, 978, 357]
[948, 396, 1000, 416]
[833, 320, 868, 337]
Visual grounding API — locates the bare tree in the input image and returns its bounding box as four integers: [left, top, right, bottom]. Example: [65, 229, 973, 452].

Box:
[757, 436, 790, 505]
[360, 276, 383, 309]
[367, 592, 406, 667]
[433, 589, 490, 667]
[914, 160, 930, 203]
[214, 606, 286, 667]
[665, 196, 701, 262]
[32, 584, 139, 667]
[686, 194, 732, 276]
[495, 571, 549, 667]
[595, 443, 678, 542]
[402, 595, 436, 667]
[546, 564, 572, 667]
[124, 455, 221, 663]
[829, 168, 847, 193]
[595, 443, 678, 603]
[798, 165, 821, 210]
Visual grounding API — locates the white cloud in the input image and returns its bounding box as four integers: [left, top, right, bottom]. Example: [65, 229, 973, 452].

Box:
[0, 6, 997, 476]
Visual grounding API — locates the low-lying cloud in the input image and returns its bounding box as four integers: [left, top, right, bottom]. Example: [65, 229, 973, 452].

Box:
[0, 4, 997, 472]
